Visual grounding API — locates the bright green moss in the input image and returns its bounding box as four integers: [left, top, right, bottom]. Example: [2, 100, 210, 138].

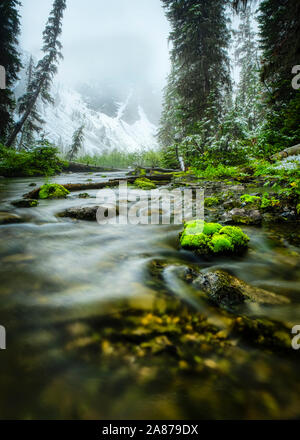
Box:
[180, 232, 210, 251]
[180, 221, 249, 255]
[134, 178, 156, 190]
[203, 222, 222, 235]
[204, 196, 219, 207]
[260, 193, 280, 209]
[297, 203, 300, 215]
[39, 183, 70, 199]
[219, 226, 250, 247]
[240, 194, 261, 205]
[209, 233, 234, 253]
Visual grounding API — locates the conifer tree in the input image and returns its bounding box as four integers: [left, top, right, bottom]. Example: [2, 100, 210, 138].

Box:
[234, 7, 264, 132]
[0, 0, 22, 144]
[7, 0, 67, 147]
[68, 125, 85, 160]
[159, 0, 231, 145]
[18, 56, 44, 149]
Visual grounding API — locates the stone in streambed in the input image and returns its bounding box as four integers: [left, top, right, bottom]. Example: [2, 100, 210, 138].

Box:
[11, 199, 38, 208]
[57, 205, 119, 221]
[221, 208, 262, 225]
[0, 212, 24, 225]
[39, 183, 70, 199]
[193, 270, 289, 307]
[180, 221, 249, 256]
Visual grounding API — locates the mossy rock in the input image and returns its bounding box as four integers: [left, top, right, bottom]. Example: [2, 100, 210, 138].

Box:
[180, 221, 249, 256]
[134, 178, 156, 190]
[205, 196, 219, 207]
[39, 183, 70, 199]
[193, 270, 289, 308]
[240, 194, 261, 207]
[11, 199, 38, 208]
[78, 193, 90, 199]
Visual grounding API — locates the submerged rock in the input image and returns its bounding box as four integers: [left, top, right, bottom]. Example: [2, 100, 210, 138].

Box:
[11, 199, 38, 208]
[78, 193, 91, 199]
[39, 183, 70, 199]
[57, 205, 119, 221]
[193, 270, 289, 307]
[0, 212, 24, 225]
[180, 221, 249, 256]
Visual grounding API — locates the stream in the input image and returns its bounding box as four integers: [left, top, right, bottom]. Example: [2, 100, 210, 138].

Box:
[0, 171, 299, 419]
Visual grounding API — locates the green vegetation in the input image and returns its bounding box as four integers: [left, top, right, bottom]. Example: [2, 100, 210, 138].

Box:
[240, 194, 261, 206]
[134, 178, 156, 190]
[194, 164, 239, 180]
[0, 141, 65, 177]
[77, 149, 163, 170]
[180, 221, 249, 255]
[204, 196, 219, 207]
[39, 183, 69, 199]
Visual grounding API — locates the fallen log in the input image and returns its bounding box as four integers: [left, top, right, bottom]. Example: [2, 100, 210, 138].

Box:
[270, 144, 300, 161]
[24, 174, 173, 199]
[62, 162, 121, 173]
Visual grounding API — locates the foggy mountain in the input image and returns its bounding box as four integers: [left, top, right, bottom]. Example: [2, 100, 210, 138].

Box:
[14, 54, 159, 156]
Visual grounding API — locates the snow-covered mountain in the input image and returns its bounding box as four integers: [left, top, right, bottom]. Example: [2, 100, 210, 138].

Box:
[14, 53, 159, 156]
[39, 84, 158, 156]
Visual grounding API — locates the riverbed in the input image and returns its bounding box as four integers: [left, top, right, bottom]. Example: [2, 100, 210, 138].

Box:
[0, 172, 299, 419]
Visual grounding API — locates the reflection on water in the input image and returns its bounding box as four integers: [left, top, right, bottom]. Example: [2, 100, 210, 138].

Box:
[0, 173, 299, 419]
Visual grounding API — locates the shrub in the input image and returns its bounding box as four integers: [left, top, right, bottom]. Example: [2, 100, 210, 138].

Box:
[0, 140, 64, 177]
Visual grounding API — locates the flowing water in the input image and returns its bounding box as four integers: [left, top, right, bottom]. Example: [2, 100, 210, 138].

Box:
[0, 172, 299, 419]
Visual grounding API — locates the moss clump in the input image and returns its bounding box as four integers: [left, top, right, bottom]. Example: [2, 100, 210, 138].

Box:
[39, 183, 70, 199]
[134, 178, 156, 190]
[203, 222, 222, 235]
[240, 194, 261, 206]
[218, 226, 250, 248]
[209, 233, 234, 253]
[204, 196, 219, 207]
[180, 221, 249, 255]
[260, 193, 280, 209]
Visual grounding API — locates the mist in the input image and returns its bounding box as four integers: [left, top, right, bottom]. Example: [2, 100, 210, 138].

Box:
[19, 0, 171, 104]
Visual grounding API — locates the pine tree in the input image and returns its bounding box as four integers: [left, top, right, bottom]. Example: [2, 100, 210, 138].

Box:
[258, 0, 300, 109]
[234, 7, 264, 132]
[18, 56, 44, 149]
[68, 125, 85, 160]
[0, 0, 22, 144]
[159, 0, 231, 145]
[7, 0, 67, 147]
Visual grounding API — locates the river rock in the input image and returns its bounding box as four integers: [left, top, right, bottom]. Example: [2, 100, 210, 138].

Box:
[11, 199, 38, 208]
[192, 270, 289, 307]
[0, 212, 24, 225]
[221, 208, 262, 225]
[57, 205, 119, 221]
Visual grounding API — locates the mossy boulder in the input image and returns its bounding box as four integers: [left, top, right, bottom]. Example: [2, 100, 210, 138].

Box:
[39, 183, 70, 199]
[180, 221, 249, 256]
[134, 178, 156, 190]
[193, 270, 290, 308]
[222, 207, 262, 225]
[204, 196, 219, 207]
[11, 199, 38, 208]
[240, 194, 261, 207]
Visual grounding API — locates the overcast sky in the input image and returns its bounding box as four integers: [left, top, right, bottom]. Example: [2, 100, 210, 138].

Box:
[19, 0, 171, 90]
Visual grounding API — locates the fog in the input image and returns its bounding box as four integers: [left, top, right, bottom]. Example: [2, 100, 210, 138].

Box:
[19, 0, 170, 89]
